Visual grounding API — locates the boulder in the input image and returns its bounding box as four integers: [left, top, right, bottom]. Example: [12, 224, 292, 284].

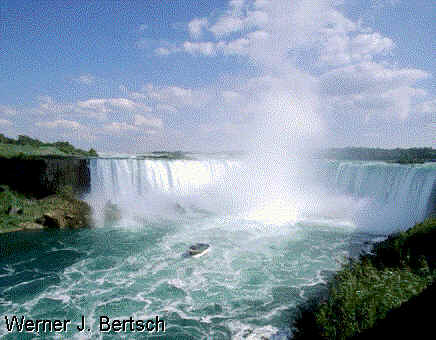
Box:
[39, 210, 68, 228]
[19, 222, 45, 230]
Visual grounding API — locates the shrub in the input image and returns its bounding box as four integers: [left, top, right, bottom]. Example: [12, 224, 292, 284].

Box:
[55, 184, 75, 200]
[293, 217, 436, 339]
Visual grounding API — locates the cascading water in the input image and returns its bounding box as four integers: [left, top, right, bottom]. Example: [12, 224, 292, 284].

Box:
[319, 161, 436, 233]
[89, 157, 436, 234]
[1, 156, 436, 340]
[90, 157, 240, 195]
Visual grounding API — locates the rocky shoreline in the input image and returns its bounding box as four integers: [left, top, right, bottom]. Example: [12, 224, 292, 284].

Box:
[0, 185, 92, 233]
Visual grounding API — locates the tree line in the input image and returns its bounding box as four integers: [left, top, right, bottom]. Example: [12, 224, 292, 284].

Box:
[321, 147, 436, 163]
[0, 133, 98, 157]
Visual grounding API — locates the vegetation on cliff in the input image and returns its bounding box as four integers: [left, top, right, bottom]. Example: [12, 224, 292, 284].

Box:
[320, 147, 436, 164]
[292, 217, 436, 339]
[0, 185, 92, 233]
[0, 133, 98, 158]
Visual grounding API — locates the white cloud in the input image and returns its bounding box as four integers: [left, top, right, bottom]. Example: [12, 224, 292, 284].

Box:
[229, 0, 245, 11]
[165, 0, 432, 148]
[103, 122, 139, 134]
[153, 41, 181, 56]
[4, 0, 433, 152]
[210, 16, 245, 36]
[183, 41, 217, 56]
[35, 96, 73, 115]
[139, 23, 148, 31]
[188, 18, 208, 39]
[222, 90, 243, 103]
[209, 8, 268, 37]
[155, 47, 172, 55]
[222, 38, 250, 55]
[320, 62, 429, 96]
[141, 84, 197, 108]
[0, 118, 12, 126]
[133, 114, 163, 129]
[36, 119, 82, 129]
[0, 105, 18, 116]
[75, 98, 152, 119]
[73, 74, 96, 85]
[351, 33, 394, 57]
[417, 99, 436, 114]
[156, 103, 178, 113]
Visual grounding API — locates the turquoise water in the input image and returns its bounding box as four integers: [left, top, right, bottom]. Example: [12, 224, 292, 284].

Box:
[1, 158, 435, 339]
[0, 213, 374, 339]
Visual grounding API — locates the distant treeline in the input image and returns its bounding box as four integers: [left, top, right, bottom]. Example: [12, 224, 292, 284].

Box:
[321, 147, 436, 164]
[0, 133, 98, 157]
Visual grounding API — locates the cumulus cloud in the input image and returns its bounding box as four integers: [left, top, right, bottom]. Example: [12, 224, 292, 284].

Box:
[188, 18, 208, 39]
[209, 6, 268, 37]
[183, 41, 217, 56]
[320, 62, 429, 96]
[319, 62, 430, 120]
[77, 98, 151, 114]
[132, 83, 211, 110]
[149, 0, 433, 149]
[2, 0, 433, 151]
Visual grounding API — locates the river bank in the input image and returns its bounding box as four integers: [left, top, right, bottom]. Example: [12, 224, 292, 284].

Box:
[292, 215, 436, 339]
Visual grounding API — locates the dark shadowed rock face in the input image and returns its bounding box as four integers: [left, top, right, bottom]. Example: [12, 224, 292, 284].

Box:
[0, 158, 90, 198]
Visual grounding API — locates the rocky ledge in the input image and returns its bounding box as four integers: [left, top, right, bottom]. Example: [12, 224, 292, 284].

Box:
[0, 185, 92, 233]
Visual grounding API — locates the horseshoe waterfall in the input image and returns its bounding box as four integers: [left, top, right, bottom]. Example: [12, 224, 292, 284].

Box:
[1, 155, 435, 340]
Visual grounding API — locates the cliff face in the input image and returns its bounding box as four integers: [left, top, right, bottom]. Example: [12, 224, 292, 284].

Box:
[0, 157, 90, 198]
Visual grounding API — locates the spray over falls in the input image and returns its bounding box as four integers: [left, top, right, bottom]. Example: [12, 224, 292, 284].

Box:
[88, 157, 436, 234]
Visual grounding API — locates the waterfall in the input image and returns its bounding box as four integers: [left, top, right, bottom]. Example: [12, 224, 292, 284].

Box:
[324, 161, 436, 232]
[88, 157, 436, 233]
[90, 158, 240, 196]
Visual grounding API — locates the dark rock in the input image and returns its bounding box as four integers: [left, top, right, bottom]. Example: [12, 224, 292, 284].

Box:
[19, 222, 45, 230]
[0, 158, 91, 198]
[36, 198, 92, 229]
[41, 210, 68, 228]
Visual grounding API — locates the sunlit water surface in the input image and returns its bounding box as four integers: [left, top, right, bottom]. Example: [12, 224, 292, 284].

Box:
[0, 211, 377, 340]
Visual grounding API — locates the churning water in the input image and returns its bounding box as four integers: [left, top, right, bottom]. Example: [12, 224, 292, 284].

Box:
[1, 156, 435, 339]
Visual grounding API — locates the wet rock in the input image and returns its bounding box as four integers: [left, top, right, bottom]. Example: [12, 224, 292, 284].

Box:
[35, 198, 92, 229]
[40, 210, 68, 228]
[19, 222, 45, 230]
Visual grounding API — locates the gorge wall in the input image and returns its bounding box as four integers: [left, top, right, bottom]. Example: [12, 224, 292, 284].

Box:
[0, 157, 90, 198]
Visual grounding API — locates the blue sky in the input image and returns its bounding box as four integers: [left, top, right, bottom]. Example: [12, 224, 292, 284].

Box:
[0, 0, 434, 152]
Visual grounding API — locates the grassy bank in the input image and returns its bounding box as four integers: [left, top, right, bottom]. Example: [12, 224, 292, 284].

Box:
[293, 217, 436, 339]
[0, 134, 97, 158]
[320, 147, 436, 163]
[0, 185, 92, 233]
